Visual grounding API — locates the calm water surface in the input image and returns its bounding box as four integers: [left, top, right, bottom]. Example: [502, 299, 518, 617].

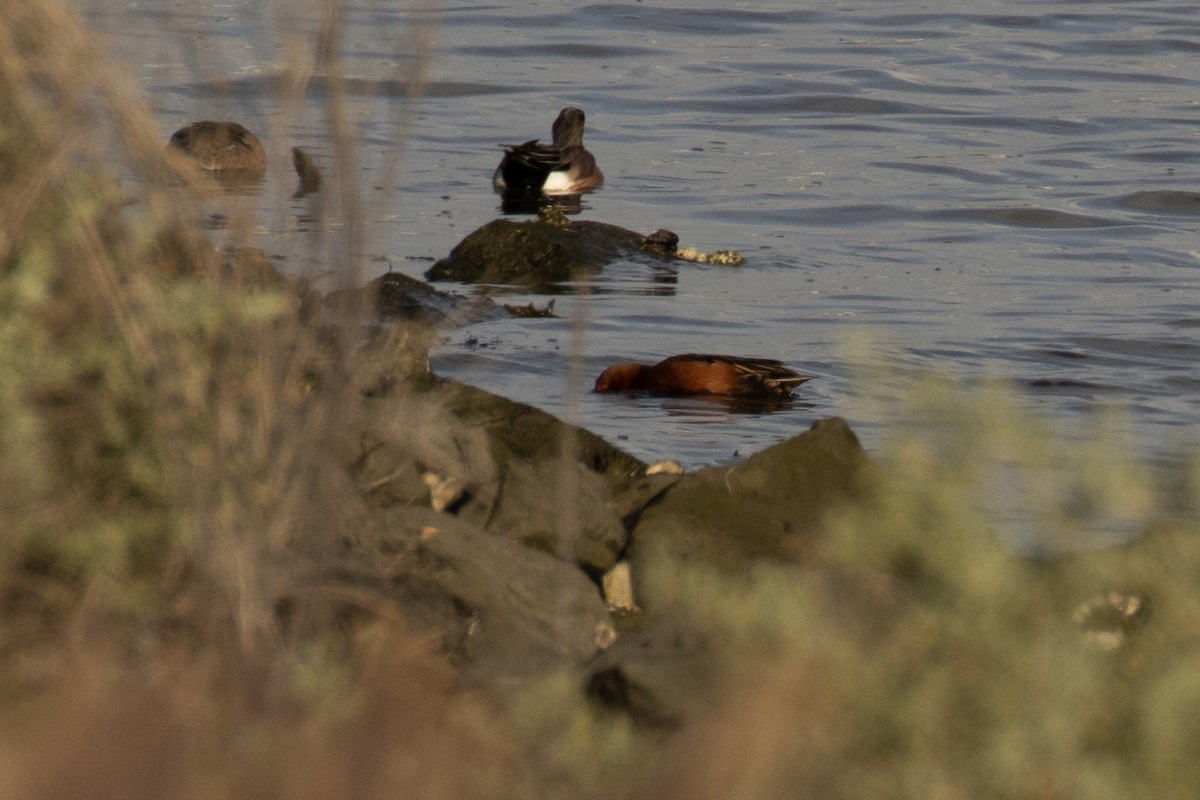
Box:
[90, 0, 1200, 468]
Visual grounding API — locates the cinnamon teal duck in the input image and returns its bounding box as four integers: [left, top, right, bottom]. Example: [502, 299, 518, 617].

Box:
[594, 354, 812, 398]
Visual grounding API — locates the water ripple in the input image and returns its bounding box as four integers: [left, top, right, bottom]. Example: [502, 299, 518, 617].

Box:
[108, 0, 1200, 464]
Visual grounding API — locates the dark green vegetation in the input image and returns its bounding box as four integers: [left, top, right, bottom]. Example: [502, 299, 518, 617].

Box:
[3, 3, 1200, 798]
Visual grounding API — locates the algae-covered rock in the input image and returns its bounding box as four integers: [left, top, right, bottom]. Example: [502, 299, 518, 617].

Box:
[629, 417, 873, 577]
[425, 216, 671, 288]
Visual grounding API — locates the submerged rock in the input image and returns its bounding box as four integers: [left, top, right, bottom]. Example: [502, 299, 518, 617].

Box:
[1117, 190, 1200, 215]
[324, 271, 502, 325]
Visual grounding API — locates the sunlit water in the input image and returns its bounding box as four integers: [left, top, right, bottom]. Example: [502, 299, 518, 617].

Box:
[88, 0, 1200, 473]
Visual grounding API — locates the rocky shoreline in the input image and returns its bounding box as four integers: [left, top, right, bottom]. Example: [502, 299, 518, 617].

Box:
[276, 211, 874, 724]
[224, 203, 1163, 743]
[332, 372, 871, 721]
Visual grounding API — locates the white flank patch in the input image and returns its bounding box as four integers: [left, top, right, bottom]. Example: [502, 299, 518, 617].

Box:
[541, 170, 573, 194]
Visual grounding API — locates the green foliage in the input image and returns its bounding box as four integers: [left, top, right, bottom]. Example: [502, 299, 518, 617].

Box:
[0, 0, 310, 656]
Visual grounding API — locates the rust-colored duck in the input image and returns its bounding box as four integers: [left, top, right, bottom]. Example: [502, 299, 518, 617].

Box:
[493, 107, 604, 196]
[594, 354, 812, 397]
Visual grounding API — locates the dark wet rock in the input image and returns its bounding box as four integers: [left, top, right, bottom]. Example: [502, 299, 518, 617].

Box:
[586, 666, 673, 725]
[307, 378, 881, 724]
[629, 417, 874, 578]
[351, 378, 648, 503]
[457, 457, 628, 575]
[349, 378, 646, 572]
[374, 272, 456, 319]
[350, 391, 498, 512]
[435, 379, 647, 481]
[424, 215, 677, 288]
[359, 506, 614, 680]
[574, 419, 874, 725]
[584, 609, 716, 728]
[612, 472, 682, 523]
[437, 379, 648, 574]
[324, 272, 503, 325]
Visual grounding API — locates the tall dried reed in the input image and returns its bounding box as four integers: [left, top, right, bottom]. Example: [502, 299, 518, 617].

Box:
[0, 2, 527, 797]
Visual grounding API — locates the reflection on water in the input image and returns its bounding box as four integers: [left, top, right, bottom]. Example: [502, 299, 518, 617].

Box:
[1117, 191, 1200, 215]
[90, 0, 1200, 468]
[594, 385, 812, 418]
[497, 190, 587, 215]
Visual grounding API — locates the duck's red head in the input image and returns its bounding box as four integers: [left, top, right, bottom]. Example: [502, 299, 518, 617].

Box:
[594, 363, 650, 392]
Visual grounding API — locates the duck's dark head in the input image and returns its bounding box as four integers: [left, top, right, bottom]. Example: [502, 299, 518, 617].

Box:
[168, 126, 193, 151]
[552, 107, 587, 149]
[595, 362, 648, 392]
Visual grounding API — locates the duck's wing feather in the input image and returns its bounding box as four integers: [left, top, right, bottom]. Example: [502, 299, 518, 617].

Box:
[499, 139, 566, 170]
[668, 354, 812, 394]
